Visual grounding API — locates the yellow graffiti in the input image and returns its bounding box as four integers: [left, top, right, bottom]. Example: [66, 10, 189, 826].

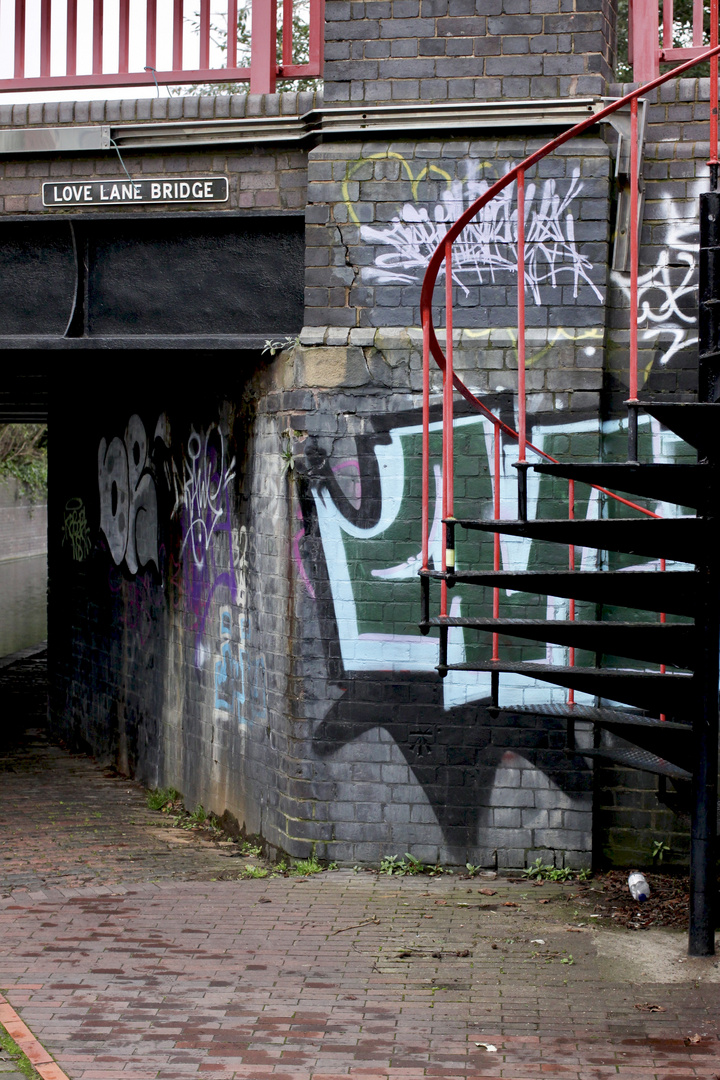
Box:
[343, 152, 454, 224]
[462, 326, 604, 367]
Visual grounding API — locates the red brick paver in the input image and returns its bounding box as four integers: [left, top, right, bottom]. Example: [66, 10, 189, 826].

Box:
[0, 660, 719, 1080]
[0, 874, 719, 1080]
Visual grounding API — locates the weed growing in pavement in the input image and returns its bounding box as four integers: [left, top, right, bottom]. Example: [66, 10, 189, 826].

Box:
[0, 1027, 42, 1080]
[652, 839, 671, 864]
[380, 854, 454, 877]
[239, 840, 263, 857]
[522, 859, 591, 882]
[146, 787, 181, 811]
[187, 805, 208, 826]
[240, 865, 269, 878]
[465, 863, 482, 876]
[290, 856, 324, 876]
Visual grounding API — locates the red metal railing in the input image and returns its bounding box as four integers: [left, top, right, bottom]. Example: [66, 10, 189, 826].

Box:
[420, 45, 720, 693]
[631, 0, 719, 81]
[0, 0, 323, 95]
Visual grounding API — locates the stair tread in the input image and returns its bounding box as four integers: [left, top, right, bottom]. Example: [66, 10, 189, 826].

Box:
[531, 462, 707, 508]
[428, 617, 693, 666]
[452, 516, 700, 562]
[578, 745, 692, 780]
[444, 660, 692, 680]
[428, 617, 690, 630]
[419, 569, 697, 616]
[497, 702, 691, 731]
[642, 401, 720, 459]
[440, 660, 692, 713]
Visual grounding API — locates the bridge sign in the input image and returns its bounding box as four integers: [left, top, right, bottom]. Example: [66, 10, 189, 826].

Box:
[42, 177, 229, 207]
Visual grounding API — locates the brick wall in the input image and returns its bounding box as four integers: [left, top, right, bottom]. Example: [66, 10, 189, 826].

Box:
[0, 92, 314, 215]
[323, 0, 616, 105]
[12, 62, 712, 871]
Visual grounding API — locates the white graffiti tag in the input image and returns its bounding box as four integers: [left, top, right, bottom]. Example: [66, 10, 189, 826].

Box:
[98, 414, 159, 575]
[175, 425, 236, 569]
[361, 167, 602, 305]
[612, 209, 698, 366]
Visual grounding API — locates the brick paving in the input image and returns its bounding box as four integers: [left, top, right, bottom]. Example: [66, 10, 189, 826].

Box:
[1, 654, 719, 1080]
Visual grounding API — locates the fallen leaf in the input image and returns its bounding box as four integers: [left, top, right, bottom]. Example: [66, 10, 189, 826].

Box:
[532, 879, 544, 886]
[397, 951, 413, 958]
[491, 943, 498, 950]
[539, 899, 551, 905]
[634, 1003, 666, 1013]
[258, 898, 272, 904]
[431, 951, 442, 958]
[479, 888, 496, 896]
[456, 949, 470, 957]
[475, 1042, 498, 1052]
[566, 927, 585, 933]
[434, 900, 447, 905]
[423, 915, 433, 919]
[503, 902, 518, 908]
[685, 1034, 702, 1045]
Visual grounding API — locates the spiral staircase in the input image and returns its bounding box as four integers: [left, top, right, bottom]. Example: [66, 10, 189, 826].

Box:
[418, 57, 720, 955]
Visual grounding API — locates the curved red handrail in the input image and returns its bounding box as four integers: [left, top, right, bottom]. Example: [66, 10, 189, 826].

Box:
[419, 42, 720, 681]
[420, 42, 720, 556]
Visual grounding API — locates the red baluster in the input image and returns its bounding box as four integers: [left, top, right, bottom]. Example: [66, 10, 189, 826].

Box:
[629, 97, 639, 404]
[119, 0, 130, 74]
[282, 0, 293, 68]
[40, 0, 51, 78]
[200, 0, 211, 70]
[173, 0, 184, 70]
[227, 0, 239, 69]
[93, 0, 103, 74]
[421, 308, 430, 574]
[144, 0, 156, 71]
[517, 169, 526, 464]
[14, 0, 25, 79]
[66, 0, 77, 76]
[492, 419, 501, 662]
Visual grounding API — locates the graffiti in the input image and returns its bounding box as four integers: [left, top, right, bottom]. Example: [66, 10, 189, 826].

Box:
[214, 605, 268, 727]
[125, 574, 160, 649]
[409, 729, 434, 756]
[164, 424, 239, 666]
[612, 200, 699, 371]
[62, 497, 92, 561]
[304, 405, 692, 713]
[359, 164, 602, 305]
[98, 414, 160, 575]
[175, 425, 236, 570]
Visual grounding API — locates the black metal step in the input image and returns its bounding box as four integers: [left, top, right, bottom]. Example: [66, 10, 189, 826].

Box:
[578, 745, 692, 780]
[420, 569, 698, 616]
[453, 517, 701, 563]
[439, 660, 693, 715]
[428, 617, 695, 668]
[642, 401, 720, 460]
[531, 462, 708, 509]
[496, 702, 691, 732]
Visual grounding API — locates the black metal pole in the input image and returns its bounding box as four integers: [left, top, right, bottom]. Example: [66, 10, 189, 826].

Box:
[688, 543, 719, 956]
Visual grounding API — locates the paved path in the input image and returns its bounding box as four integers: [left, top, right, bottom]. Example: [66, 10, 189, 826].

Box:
[0, 654, 719, 1080]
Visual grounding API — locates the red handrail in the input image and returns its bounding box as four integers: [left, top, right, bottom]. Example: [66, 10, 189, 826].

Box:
[0, 0, 324, 95]
[420, 44, 720, 694]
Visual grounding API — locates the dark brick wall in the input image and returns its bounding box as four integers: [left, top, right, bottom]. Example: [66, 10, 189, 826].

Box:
[0, 92, 314, 215]
[5, 66, 713, 870]
[323, 0, 616, 105]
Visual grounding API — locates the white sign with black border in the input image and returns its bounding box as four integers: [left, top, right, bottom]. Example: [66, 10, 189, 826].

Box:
[42, 176, 229, 207]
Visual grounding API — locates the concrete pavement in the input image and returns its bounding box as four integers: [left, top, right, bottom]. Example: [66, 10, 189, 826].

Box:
[0, 653, 719, 1080]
